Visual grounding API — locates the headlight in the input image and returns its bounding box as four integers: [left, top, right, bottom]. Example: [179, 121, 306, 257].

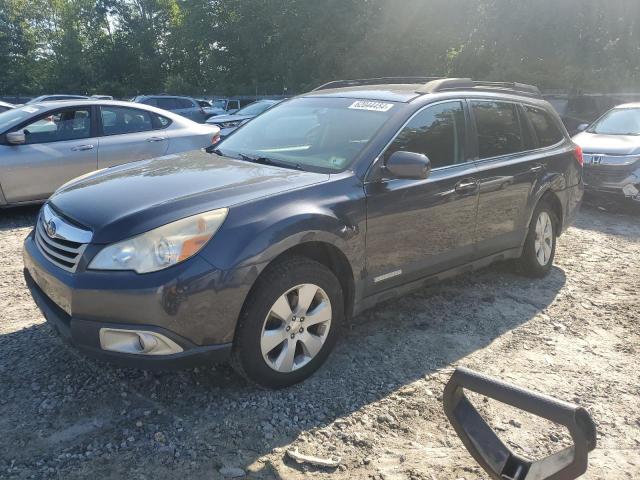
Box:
[89, 208, 228, 273]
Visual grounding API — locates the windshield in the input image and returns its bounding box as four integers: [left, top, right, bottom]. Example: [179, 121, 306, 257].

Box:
[588, 108, 640, 135]
[212, 99, 227, 108]
[236, 101, 277, 116]
[0, 105, 45, 132]
[216, 97, 398, 172]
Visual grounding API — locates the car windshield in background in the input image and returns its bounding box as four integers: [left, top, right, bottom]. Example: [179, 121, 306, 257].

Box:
[216, 97, 398, 172]
[235, 101, 277, 116]
[212, 100, 227, 108]
[589, 108, 640, 135]
[0, 105, 44, 132]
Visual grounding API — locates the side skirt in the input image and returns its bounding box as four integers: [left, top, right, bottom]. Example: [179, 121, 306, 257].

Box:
[353, 247, 522, 316]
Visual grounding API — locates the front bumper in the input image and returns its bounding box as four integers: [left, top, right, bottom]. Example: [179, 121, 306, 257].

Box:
[22, 231, 252, 369]
[583, 159, 640, 200]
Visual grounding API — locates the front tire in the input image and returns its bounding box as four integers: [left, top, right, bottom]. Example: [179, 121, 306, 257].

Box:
[516, 200, 558, 277]
[230, 256, 343, 388]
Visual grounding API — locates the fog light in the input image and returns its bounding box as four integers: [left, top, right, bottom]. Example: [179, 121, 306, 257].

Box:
[99, 328, 183, 355]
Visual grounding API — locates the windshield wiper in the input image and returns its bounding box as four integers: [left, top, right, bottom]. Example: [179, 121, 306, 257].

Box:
[206, 145, 224, 155]
[237, 153, 303, 170]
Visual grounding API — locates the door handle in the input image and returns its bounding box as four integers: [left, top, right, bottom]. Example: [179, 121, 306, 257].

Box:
[71, 144, 94, 151]
[455, 179, 478, 193]
[147, 136, 167, 142]
[530, 164, 545, 173]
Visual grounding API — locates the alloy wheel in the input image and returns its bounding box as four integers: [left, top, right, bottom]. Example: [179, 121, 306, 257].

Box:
[260, 283, 332, 373]
[534, 211, 553, 266]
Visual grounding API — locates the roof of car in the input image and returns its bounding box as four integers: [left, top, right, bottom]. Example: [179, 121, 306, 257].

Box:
[304, 78, 544, 104]
[21, 99, 194, 122]
[613, 102, 640, 109]
[303, 84, 423, 103]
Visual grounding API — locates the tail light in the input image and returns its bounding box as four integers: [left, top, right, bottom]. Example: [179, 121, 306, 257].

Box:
[211, 132, 221, 144]
[573, 144, 584, 167]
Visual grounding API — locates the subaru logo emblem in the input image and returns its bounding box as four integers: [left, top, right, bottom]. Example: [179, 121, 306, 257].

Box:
[46, 220, 57, 238]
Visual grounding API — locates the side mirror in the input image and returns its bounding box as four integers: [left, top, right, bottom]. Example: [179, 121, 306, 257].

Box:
[385, 151, 431, 180]
[6, 131, 26, 145]
[576, 123, 589, 132]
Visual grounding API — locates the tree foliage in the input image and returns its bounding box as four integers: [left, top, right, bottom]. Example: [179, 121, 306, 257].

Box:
[0, 0, 638, 96]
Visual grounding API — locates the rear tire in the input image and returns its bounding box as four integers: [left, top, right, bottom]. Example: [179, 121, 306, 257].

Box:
[515, 199, 558, 277]
[230, 256, 343, 389]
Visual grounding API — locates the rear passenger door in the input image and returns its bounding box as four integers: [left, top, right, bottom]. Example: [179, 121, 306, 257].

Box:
[470, 100, 543, 258]
[97, 105, 170, 168]
[364, 100, 479, 294]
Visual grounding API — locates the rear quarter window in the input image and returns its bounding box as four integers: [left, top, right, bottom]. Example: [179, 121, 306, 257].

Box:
[525, 106, 564, 147]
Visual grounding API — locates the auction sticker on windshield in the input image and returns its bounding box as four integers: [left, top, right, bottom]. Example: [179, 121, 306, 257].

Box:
[348, 100, 394, 112]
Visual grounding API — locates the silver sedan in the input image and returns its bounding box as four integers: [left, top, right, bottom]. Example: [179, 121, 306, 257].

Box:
[0, 100, 220, 206]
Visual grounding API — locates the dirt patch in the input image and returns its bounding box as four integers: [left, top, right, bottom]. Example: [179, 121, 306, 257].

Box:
[0, 204, 638, 479]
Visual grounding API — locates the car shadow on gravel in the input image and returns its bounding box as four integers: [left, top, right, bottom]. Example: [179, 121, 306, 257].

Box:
[1, 263, 566, 478]
[0, 205, 39, 231]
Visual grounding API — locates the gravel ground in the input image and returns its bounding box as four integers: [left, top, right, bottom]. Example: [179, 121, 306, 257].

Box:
[0, 201, 638, 479]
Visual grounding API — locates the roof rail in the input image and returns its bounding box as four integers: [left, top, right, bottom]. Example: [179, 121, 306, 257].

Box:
[312, 77, 442, 91]
[418, 78, 541, 97]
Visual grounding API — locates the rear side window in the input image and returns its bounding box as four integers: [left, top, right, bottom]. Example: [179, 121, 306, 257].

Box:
[156, 98, 179, 110]
[176, 98, 195, 109]
[100, 106, 153, 135]
[385, 101, 467, 169]
[525, 106, 564, 147]
[152, 113, 172, 129]
[472, 101, 524, 158]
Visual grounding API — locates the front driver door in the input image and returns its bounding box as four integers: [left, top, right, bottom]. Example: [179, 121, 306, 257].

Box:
[1, 106, 97, 203]
[364, 100, 479, 295]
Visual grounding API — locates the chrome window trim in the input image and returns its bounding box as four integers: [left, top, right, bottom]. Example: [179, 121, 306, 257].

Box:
[365, 97, 568, 183]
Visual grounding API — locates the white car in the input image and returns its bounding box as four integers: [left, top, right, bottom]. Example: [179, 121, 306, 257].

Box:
[0, 100, 219, 206]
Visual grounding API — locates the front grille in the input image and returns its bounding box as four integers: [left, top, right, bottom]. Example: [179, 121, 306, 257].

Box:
[34, 205, 91, 273]
[584, 165, 636, 186]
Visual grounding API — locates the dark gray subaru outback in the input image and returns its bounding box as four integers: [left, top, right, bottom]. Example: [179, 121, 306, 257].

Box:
[23, 78, 584, 388]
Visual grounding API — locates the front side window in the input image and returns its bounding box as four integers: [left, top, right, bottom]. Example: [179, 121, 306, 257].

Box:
[525, 106, 564, 147]
[141, 98, 158, 107]
[384, 101, 467, 169]
[100, 106, 153, 135]
[21, 108, 91, 144]
[472, 101, 524, 158]
[588, 108, 640, 135]
[216, 97, 396, 172]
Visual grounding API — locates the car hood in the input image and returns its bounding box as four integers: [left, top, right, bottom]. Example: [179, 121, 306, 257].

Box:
[573, 131, 640, 155]
[206, 113, 254, 124]
[49, 150, 329, 244]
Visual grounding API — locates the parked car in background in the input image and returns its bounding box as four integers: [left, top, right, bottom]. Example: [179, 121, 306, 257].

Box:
[27, 94, 90, 104]
[22, 78, 582, 388]
[0, 101, 15, 113]
[0, 100, 219, 206]
[206, 99, 282, 137]
[133, 95, 207, 123]
[205, 98, 256, 117]
[91, 95, 114, 100]
[573, 103, 640, 203]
